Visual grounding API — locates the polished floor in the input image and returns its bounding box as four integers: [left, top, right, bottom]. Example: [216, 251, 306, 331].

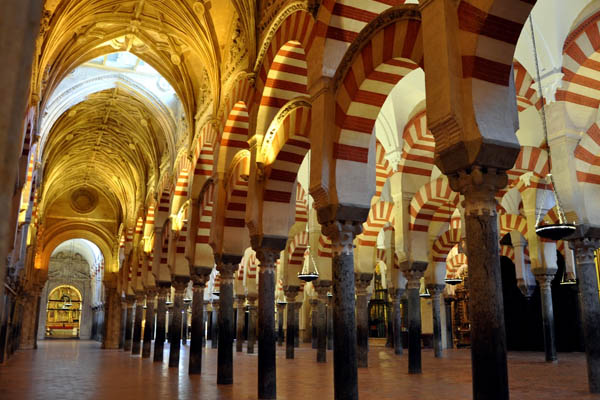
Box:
[0, 340, 598, 399]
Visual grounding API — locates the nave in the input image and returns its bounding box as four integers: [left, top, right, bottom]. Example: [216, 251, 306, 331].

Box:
[0, 340, 594, 400]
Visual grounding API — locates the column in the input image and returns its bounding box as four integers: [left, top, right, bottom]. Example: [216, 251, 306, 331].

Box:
[19, 285, 42, 350]
[102, 287, 121, 349]
[310, 298, 319, 349]
[323, 220, 361, 400]
[131, 293, 145, 355]
[217, 261, 238, 385]
[284, 288, 298, 359]
[169, 279, 188, 368]
[315, 286, 329, 363]
[385, 299, 394, 348]
[391, 288, 404, 355]
[256, 247, 281, 400]
[277, 302, 285, 347]
[428, 284, 445, 358]
[535, 274, 557, 362]
[211, 302, 219, 348]
[404, 268, 425, 374]
[142, 289, 156, 358]
[354, 274, 371, 368]
[119, 301, 126, 349]
[293, 302, 301, 347]
[247, 297, 256, 354]
[123, 295, 135, 351]
[449, 167, 509, 399]
[327, 295, 333, 350]
[571, 237, 600, 393]
[153, 285, 169, 362]
[444, 297, 454, 349]
[182, 303, 189, 345]
[189, 274, 208, 375]
[236, 295, 246, 352]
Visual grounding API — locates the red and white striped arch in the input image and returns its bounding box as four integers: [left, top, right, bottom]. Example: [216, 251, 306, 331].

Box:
[431, 216, 461, 263]
[257, 40, 309, 137]
[560, 13, 600, 109]
[295, 183, 308, 223]
[218, 101, 250, 173]
[513, 61, 541, 112]
[321, 0, 407, 74]
[446, 247, 467, 278]
[263, 106, 312, 237]
[373, 141, 392, 202]
[500, 244, 515, 263]
[507, 146, 549, 187]
[358, 201, 394, 247]
[318, 234, 332, 259]
[499, 214, 528, 238]
[575, 122, 600, 184]
[193, 182, 215, 268]
[191, 122, 218, 199]
[288, 230, 309, 269]
[225, 154, 250, 229]
[334, 18, 422, 165]
[171, 156, 191, 215]
[155, 188, 171, 228]
[409, 177, 459, 232]
[399, 110, 435, 178]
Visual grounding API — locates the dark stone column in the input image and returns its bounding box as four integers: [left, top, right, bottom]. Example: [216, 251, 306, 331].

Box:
[535, 274, 557, 362]
[391, 288, 404, 355]
[142, 289, 156, 358]
[189, 274, 208, 375]
[247, 297, 256, 354]
[153, 285, 169, 362]
[294, 302, 301, 347]
[256, 246, 283, 400]
[211, 302, 219, 348]
[169, 278, 188, 368]
[327, 295, 333, 350]
[123, 295, 135, 352]
[131, 293, 145, 355]
[404, 268, 425, 374]
[323, 220, 361, 400]
[216, 260, 239, 385]
[571, 237, 600, 393]
[385, 298, 394, 348]
[277, 302, 285, 347]
[355, 274, 372, 368]
[182, 303, 189, 346]
[449, 168, 509, 400]
[315, 285, 330, 363]
[284, 288, 298, 359]
[236, 295, 246, 352]
[428, 284, 445, 358]
[102, 287, 121, 349]
[119, 302, 126, 349]
[444, 297, 454, 349]
[310, 299, 319, 349]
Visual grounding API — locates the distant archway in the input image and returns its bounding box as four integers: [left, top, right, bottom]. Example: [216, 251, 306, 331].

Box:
[45, 285, 82, 338]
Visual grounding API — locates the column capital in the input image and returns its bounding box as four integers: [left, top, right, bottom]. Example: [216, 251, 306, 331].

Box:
[125, 295, 136, 306]
[246, 295, 257, 306]
[569, 237, 600, 264]
[404, 269, 424, 289]
[322, 220, 362, 255]
[171, 276, 189, 293]
[535, 274, 554, 290]
[255, 248, 280, 269]
[135, 292, 146, 303]
[354, 273, 373, 296]
[426, 284, 445, 296]
[145, 287, 158, 298]
[216, 261, 239, 283]
[191, 273, 209, 288]
[449, 166, 508, 216]
[251, 235, 286, 268]
[284, 286, 299, 303]
[157, 283, 171, 297]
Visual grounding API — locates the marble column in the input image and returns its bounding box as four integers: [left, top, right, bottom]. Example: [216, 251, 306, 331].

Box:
[189, 274, 208, 375]
[385, 300, 394, 348]
[323, 220, 361, 400]
[131, 293, 145, 355]
[236, 295, 246, 352]
[142, 289, 156, 358]
[571, 236, 600, 393]
[119, 302, 126, 349]
[284, 288, 298, 359]
[169, 278, 188, 368]
[182, 303, 189, 346]
[277, 302, 285, 347]
[256, 247, 282, 400]
[216, 260, 238, 385]
[444, 297, 454, 349]
[19, 286, 42, 350]
[535, 274, 557, 362]
[355, 274, 372, 368]
[428, 284, 445, 358]
[123, 295, 135, 352]
[153, 285, 169, 362]
[102, 287, 121, 349]
[247, 297, 257, 354]
[327, 295, 333, 350]
[449, 168, 509, 400]
[391, 288, 404, 355]
[293, 302, 301, 348]
[315, 285, 330, 363]
[310, 298, 319, 349]
[211, 302, 219, 349]
[405, 268, 425, 374]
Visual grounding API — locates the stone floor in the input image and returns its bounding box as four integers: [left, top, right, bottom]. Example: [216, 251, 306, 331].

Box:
[0, 340, 598, 399]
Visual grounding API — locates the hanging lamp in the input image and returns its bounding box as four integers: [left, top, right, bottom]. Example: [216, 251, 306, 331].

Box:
[298, 150, 320, 283]
[529, 15, 576, 240]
